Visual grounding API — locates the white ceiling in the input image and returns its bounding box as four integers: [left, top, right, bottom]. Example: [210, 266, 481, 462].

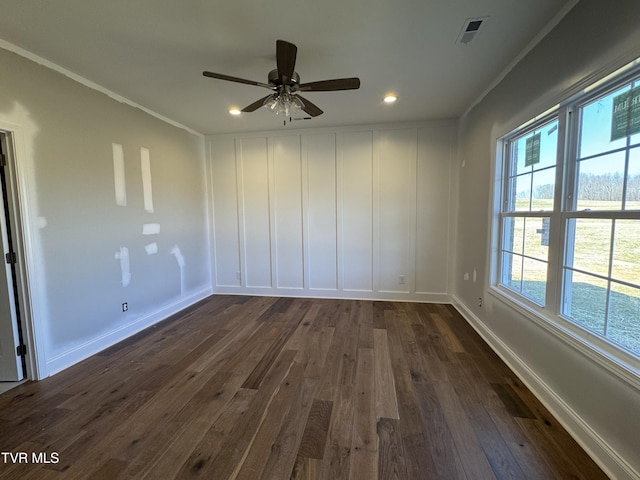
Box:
[0, 0, 573, 135]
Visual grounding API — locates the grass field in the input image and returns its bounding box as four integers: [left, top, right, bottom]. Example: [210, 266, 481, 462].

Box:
[506, 200, 640, 356]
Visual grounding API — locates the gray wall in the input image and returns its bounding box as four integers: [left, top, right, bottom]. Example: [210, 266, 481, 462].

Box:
[0, 47, 210, 376]
[455, 1, 640, 477]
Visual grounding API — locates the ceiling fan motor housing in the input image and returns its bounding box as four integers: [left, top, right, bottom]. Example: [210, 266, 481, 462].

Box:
[268, 69, 299, 86]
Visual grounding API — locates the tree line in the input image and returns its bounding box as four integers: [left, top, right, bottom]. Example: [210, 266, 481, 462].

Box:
[533, 173, 640, 201]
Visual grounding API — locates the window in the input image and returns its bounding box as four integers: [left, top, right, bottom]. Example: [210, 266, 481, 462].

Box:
[495, 63, 640, 365]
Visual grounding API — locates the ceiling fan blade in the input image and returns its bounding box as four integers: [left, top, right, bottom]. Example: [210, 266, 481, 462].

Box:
[296, 95, 323, 117]
[276, 40, 297, 83]
[203, 71, 274, 90]
[297, 77, 361, 92]
[241, 94, 273, 112]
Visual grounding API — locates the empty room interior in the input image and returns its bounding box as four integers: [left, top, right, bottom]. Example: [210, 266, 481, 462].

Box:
[1, 0, 639, 478]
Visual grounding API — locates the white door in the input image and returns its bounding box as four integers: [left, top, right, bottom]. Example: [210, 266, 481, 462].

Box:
[0, 136, 23, 381]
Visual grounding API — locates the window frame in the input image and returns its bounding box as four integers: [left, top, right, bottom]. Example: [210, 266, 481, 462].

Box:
[491, 61, 640, 384]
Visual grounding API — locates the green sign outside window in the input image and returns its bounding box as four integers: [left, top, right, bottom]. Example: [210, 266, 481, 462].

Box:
[525, 132, 541, 167]
[611, 85, 640, 141]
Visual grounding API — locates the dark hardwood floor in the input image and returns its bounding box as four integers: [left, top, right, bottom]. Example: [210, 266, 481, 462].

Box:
[0, 295, 608, 479]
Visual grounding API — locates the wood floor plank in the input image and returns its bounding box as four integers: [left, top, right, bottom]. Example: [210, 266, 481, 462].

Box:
[377, 417, 409, 480]
[257, 377, 317, 480]
[137, 371, 241, 479]
[490, 382, 536, 419]
[349, 347, 377, 480]
[241, 324, 298, 389]
[234, 362, 305, 480]
[384, 310, 440, 479]
[413, 381, 468, 479]
[0, 296, 608, 480]
[317, 384, 354, 480]
[373, 329, 399, 420]
[184, 349, 298, 479]
[410, 323, 449, 381]
[174, 388, 257, 477]
[445, 352, 526, 479]
[434, 380, 497, 479]
[483, 386, 561, 479]
[297, 399, 334, 459]
[506, 377, 608, 480]
[432, 312, 466, 353]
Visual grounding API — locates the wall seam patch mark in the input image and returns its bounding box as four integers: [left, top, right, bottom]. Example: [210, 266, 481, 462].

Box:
[114, 246, 131, 287]
[145, 242, 158, 255]
[140, 147, 154, 213]
[142, 223, 160, 235]
[112, 143, 126, 206]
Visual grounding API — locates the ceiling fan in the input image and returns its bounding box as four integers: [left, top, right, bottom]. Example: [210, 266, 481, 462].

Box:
[203, 40, 360, 122]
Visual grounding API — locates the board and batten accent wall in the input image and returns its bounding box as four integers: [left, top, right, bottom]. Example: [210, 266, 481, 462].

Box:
[207, 121, 455, 302]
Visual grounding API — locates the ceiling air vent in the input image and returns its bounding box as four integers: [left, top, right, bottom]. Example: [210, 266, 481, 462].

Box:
[456, 17, 488, 45]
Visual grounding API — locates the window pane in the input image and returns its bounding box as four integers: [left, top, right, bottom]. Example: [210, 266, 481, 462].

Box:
[513, 120, 558, 176]
[565, 218, 612, 276]
[524, 217, 549, 261]
[579, 85, 630, 159]
[522, 257, 547, 305]
[513, 134, 530, 176]
[531, 167, 555, 211]
[612, 219, 640, 286]
[503, 217, 524, 254]
[608, 282, 640, 355]
[514, 174, 532, 211]
[536, 120, 559, 170]
[576, 151, 626, 211]
[562, 270, 607, 334]
[502, 252, 522, 292]
[627, 147, 640, 208]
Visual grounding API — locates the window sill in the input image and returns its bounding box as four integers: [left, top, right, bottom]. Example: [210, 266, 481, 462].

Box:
[488, 285, 640, 393]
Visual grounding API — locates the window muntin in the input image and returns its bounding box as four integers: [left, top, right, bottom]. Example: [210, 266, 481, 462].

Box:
[496, 65, 640, 363]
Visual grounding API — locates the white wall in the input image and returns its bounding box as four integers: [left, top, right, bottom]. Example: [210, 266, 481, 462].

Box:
[208, 121, 455, 302]
[455, 1, 640, 478]
[0, 47, 211, 378]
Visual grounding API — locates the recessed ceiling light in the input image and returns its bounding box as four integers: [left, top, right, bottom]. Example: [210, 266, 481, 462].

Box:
[229, 108, 241, 115]
[383, 94, 397, 103]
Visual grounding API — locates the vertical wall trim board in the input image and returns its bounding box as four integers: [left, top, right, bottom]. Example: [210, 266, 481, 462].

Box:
[301, 135, 310, 291]
[299, 136, 306, 289]
[234, 138, 246, 288]
[372, 129, 380, 294]
[267, 137, 277, 288]
[333, 134, 339, 290]
[336, 132, 345, 292]
[206, 138, 216, 290]
[409, 128, 419, 294]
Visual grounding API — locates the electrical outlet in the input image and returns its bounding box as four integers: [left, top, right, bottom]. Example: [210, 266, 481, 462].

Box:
[478, 297, 483, 308]
[122, 302, 128, 312]
[399, 275, 406, 285]
[236, 271, 241, 281]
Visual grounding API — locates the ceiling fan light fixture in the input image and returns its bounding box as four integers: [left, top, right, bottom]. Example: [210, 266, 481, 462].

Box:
[263, 92, 303, 117]
[384, 94, 397, 103]
[228, 108, 242, 115]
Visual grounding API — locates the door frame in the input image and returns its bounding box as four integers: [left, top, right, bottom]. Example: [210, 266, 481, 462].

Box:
[0, 127, 42, 380]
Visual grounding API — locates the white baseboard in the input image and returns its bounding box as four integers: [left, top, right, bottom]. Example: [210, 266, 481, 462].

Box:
[45, 287, 213, 376]
[451, 295, 639, 480]
[212, 285, 450, 304]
